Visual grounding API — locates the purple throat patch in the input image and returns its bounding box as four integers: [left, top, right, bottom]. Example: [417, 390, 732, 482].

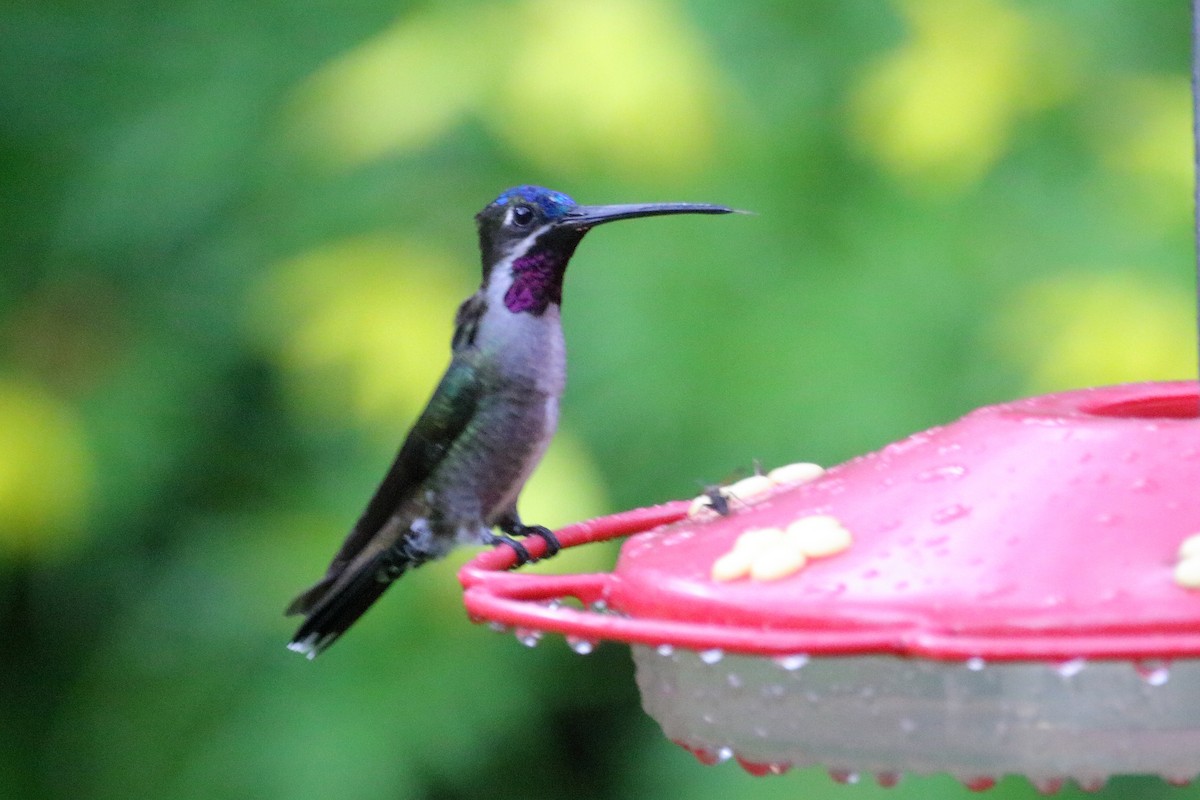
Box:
[504, 252, 564, 315]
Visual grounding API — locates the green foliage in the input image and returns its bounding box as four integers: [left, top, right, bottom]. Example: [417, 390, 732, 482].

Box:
[1, 0, 1196, 798]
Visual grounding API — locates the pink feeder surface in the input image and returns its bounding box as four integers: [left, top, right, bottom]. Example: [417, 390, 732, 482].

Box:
[460, 381, 1200, 787]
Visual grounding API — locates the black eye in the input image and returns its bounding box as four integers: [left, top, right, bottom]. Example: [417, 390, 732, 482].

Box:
[511, 205, 534, 227]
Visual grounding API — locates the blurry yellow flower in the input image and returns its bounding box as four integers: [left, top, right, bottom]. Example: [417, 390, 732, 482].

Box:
[990, 273, 1197, 393]
[0, 379, 92, 557]
[1099, 77, 1191, 184]
[250, 236, 471, 427]
[851, 0, 1074, 188]
[1092, 75, 1192, 226]
[486, 0, 718, 178]
[287, 5, 510, 165]
[289, 0, 719, 177]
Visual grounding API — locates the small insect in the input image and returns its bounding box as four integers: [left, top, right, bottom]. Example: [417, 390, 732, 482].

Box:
[701, 485, 732, 516]
[690, 462, 761, 519]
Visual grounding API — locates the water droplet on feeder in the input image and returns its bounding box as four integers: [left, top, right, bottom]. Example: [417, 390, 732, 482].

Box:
[487, 621, 510, 633]
[1134, 659, 1171, 686]
[774, 653, 810, 671]
[714, 746, 733, 763]
[966, 656, 986, 672]
[689, 746, 722, 765]
[699, 648, 724, 665]
[932, 503, 971, 524]
[1030, 777, 1065, 795]
[1055, 657, 1087, 679]
[566, 636, 596, 655]
[875, 771, 901, 787]
[736, 757, 773, 776]
[961, 775, 997, 791]
[656, 643, 675, 657]
[726, 673, 743, 689]
[1130, 477, 1157, 493]
[915, 464, 968, 482]
[828, 768, 860, 785]
[515, 627, 543, 647]
[737, 756, 791, 776]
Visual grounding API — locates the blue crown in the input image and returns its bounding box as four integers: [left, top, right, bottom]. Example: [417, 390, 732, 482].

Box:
[492, 185, 576, 220]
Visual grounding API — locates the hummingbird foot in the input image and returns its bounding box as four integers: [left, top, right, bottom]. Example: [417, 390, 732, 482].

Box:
[482, 532, 535, 567]
[496, 513, 561, 558]
[508, 523, 561, 558]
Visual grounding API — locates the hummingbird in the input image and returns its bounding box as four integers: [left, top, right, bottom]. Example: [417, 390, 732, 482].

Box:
[285, 185, 734, 658]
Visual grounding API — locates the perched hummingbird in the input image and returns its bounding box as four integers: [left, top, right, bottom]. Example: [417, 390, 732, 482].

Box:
[285, 185, 733, 658]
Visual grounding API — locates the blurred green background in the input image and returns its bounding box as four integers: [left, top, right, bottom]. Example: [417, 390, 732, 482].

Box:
[2, 0, 1198, 798]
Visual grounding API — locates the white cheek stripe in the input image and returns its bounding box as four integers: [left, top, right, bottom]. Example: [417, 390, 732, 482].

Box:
[486, 224, 553, 302]
[510, 224, 553, 262]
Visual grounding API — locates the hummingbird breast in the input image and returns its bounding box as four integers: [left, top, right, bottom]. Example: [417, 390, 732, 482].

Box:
[453, 383, 558, 526]
[432, 301, 566, 541]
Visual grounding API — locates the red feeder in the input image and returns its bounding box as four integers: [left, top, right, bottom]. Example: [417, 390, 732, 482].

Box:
[460, 381, 1200, 790]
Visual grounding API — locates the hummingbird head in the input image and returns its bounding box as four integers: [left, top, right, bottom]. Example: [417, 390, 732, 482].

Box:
[476, 185, 733, 316]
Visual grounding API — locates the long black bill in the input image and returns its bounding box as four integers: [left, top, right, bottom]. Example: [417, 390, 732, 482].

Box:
[561, 202, 735, 229]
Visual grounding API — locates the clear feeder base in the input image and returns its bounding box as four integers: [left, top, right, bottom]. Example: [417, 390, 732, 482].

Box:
[634, 647, 1200, 787]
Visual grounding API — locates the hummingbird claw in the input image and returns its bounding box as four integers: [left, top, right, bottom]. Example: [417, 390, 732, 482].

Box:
[484, 533, 534, 567]
[519, 525, 561, 557]
[497, 520, 561, 558]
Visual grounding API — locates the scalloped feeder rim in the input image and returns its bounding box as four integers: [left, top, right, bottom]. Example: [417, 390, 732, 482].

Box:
[461, 381, 1200, 662]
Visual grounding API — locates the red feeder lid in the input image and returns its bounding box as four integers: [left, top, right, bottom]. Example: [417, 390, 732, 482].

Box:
[460, 382, 1200, 661]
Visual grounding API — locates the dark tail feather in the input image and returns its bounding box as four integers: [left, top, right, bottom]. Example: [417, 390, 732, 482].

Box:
[286, 547, 415, 659]
[284, 575, 336, 618]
